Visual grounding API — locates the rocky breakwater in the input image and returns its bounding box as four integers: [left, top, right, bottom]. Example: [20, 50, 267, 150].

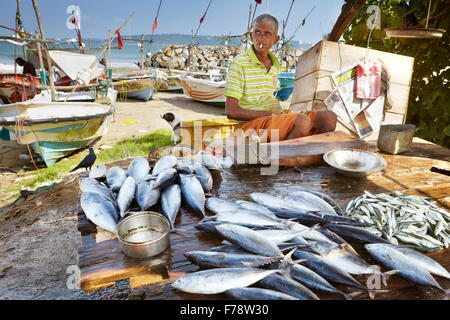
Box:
[148, 45, 300, 71]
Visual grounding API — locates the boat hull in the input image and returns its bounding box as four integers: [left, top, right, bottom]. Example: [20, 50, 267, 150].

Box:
[0, 73, 41, 103]
[0, 101, 112, 166]
[178, 75, 225, 104]
[113, 76, 156, 102]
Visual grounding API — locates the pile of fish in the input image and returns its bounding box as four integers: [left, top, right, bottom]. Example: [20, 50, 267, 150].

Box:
[346, 191, 450, 251]
[79, 153, 227, 233]
[172, 191, 450, 300]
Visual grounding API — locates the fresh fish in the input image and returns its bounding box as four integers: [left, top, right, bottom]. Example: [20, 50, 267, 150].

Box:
[234, 200, 279, 219]
[193, 162, 213, 192]
[307, 191, 346, 215]
[254, 229, 308, 245]
[153, 168, 178, 190]
[318, 214, 370, 227]
[214, 210, 289, 229]
[80, 178, 116, 202]
[205, 197, 242, 215]
[80, 192, 119, 233]
[365, 244, 446, 291]
[106, 166, 127, 191]
[215, 224, 283, 257]
[179, 174, 205, 216]
[184, 251, 282, 268]
[89, 164, 107, 179]
[152, 155, 178, 176]
[209, 244, 252, 255]
[171, 267, 279, 294]
[385, 244, 450, 279]
[128, 157, 150, 182]
[289, 263, 351, 299]
[323, 224, 391, 244]
[195, 221, 280, 235]
[292, 250, 366, 290]
[117, 176, 136, 217]
[257, 274, 320, 300]
[176, 159, 195, 174]
[287, 191, 337, 215]
[161, 184, 181, 229]
[225, 287, 298, 300]
[135, 180, 160, 211]
[314, 228, 359, 256]
[196, 151, 222, 170]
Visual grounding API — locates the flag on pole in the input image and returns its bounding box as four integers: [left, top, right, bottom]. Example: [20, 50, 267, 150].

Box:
[115, 28, 124, 49]
[152, 18, 158, 33]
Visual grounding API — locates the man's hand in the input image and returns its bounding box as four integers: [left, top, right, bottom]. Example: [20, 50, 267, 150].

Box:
[226, 97, 273, 121]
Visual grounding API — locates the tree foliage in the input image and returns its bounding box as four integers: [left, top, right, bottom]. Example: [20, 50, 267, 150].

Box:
[343, 0, 449, 147]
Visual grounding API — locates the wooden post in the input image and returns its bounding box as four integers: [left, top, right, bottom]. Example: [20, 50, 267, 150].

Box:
[35, 31, 46, 87]
[107, 30, 111, 69]
[140, 34, 144, 70]
[31, 0, 56, 101]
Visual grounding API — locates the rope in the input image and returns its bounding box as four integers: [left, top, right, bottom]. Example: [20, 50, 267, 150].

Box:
[14, 117, 39, 170]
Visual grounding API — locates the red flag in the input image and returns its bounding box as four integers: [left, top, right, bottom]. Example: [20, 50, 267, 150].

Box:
[152, 18, 158, 33]
[115, 28, 123, 49]
[199, 14, 206, 24]
[255, 0, 262, 4]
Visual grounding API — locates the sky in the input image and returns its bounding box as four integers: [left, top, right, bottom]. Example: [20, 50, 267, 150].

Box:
[0, 0, 345, 44]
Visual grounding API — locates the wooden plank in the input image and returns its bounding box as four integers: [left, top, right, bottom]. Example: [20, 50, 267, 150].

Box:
[320, 41, 414, 86]
[291, 70, 318, 103]
[294, 41, 322, 79]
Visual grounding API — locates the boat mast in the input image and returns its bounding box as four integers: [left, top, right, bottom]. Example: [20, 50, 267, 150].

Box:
[31, 0, 56, 101]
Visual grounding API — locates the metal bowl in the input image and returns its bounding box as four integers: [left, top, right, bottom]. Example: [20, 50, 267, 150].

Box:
[116, 212, 170, 259]
[323, 148, 386, 178]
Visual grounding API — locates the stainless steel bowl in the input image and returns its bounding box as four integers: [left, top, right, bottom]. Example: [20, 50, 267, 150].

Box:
[116, 212, 170, 259]
[323, 148, 387, 178]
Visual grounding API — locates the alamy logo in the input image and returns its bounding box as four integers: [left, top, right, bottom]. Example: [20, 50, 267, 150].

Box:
[367, 4, 381, 30]
[66, 265, 81, 290]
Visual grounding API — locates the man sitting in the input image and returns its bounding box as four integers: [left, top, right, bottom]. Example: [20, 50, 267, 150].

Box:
[225, 14, 337, 142]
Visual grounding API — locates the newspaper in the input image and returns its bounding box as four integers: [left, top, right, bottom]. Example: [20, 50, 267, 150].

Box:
[324, 63, 385, 139]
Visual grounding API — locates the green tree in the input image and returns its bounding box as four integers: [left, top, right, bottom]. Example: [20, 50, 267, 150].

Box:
[343, 0, 449, 147]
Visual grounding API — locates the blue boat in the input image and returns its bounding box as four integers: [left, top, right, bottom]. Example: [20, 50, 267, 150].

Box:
[125, 87, 154, 102]
[275, 72, 295, 101]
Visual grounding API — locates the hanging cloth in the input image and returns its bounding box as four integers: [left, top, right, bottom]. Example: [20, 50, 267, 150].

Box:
[115, 28, 124, 49]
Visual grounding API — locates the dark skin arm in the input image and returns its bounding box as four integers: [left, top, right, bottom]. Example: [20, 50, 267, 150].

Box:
[226, 96, 274, 121]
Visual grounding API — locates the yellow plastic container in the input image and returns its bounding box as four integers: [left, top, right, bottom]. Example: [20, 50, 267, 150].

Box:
[180, 118, 240, 149]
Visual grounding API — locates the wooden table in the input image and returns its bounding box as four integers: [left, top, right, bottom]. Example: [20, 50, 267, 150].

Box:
[76, 138, 450, 299]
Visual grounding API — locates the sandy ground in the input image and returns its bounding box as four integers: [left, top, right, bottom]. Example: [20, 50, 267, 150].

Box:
[0, 92, 243, 300]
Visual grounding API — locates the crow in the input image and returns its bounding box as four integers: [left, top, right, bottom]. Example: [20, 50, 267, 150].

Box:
[70, 148, 96, 172]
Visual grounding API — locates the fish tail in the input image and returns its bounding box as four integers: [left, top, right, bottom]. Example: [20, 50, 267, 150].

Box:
[343, 291, 362, 300]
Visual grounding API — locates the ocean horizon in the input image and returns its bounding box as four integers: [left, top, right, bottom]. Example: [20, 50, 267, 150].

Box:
[0, 33, 312, 72]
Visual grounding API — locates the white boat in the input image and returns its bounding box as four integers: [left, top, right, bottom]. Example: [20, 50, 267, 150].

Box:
[0, 101, 113, 166]
[178, 74, 226, 105]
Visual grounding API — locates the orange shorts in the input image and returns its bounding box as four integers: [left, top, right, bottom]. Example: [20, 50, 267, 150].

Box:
[239, 110, 318, 142]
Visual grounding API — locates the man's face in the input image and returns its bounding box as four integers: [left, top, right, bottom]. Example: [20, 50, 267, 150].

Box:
[251, 22, 280, 54]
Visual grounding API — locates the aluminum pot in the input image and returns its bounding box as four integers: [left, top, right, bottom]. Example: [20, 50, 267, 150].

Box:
[116, 212, 170, 259]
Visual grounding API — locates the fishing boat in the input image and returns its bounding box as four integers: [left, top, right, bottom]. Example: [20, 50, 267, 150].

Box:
[178, 74, 226, 105]
[112, 74, 156, 102]
[275, 71, 295, 101]
[0, 101, 113, 166]
[0, 73, 42, 103]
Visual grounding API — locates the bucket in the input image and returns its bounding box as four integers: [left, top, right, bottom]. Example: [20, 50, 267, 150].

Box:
[377, 124, 416, 154]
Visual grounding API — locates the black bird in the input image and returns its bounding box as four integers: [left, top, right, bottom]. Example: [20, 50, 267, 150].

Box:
[70, 148, 96, 172]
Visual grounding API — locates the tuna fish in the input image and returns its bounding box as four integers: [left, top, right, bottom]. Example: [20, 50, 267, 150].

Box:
[152, 155, 178, 176]
[89, 164, 107, 179]
[307, 191, 346, 215]
[234, 200, 278, 218]
[128, 157, 150, 182]
[80, 192, 119, 233]
[171, 267, 280, 294]
[106, 166, 127, 191]
[184, 250, 282, 268]
[257, 274, 320, 300]
[287, 191, 337, 216]
[205, 197, 242, 215]
[214, 210, 289, 229]
[225, 287, 298, 300]
[193, 162, 213, 192]
[365, 243, 447, 291]
[80, 178, 116, 202]
[135, 180, 160, 211]
[323, 224, 391, 244]
[292, 250, 366, 290]
[179, 174, 205, 216]
[254, 229, 308, 245]
[215, 224, 283, 257]
[117, 176, 136, 217]
[153, 168, 178, 190]
[161, 184, 181, 229]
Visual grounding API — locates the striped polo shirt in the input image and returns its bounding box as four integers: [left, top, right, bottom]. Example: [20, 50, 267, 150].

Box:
[225, 45, 282, 113]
